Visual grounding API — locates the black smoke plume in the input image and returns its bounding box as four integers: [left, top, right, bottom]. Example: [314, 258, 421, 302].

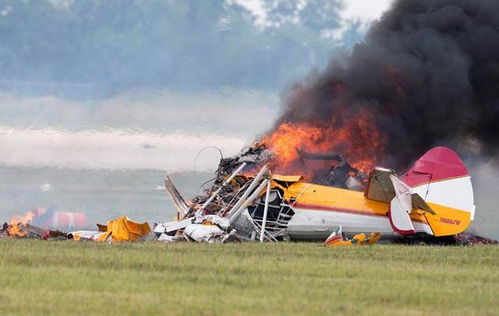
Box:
[273, 0, 499, 170]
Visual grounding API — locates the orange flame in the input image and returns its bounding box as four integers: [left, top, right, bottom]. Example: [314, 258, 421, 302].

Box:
[261, 109, 385, 180]
[7, 211, 35, 237]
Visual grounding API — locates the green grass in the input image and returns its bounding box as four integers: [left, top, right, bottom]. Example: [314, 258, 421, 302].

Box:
[0, 240, 497, 315]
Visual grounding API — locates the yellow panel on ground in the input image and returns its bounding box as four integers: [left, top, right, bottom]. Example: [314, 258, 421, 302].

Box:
[95, 216, 151, 242]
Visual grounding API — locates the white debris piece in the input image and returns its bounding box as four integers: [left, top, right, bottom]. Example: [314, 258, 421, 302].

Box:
[153, 223, 167, 234]
[199, 215, 230, 230]
[165, 217, 193, 233]
[184, 224, 225, 242]
[158, 233, 177, 242]
[68, 230, 104, 241]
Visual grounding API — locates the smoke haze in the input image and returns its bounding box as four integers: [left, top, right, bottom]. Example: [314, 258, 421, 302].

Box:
[275, 0, 499, 169]
[0, 126, 245, 171]
[0, 90, 278, 136]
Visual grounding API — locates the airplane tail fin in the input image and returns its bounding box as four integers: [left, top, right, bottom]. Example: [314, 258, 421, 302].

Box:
[402, 147, 475, 236]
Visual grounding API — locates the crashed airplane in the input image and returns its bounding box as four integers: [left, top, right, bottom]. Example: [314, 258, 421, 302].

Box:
[160, 146, 475, 243]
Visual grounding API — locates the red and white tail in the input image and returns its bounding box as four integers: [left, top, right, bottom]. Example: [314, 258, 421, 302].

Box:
[402, 147, 475, 236]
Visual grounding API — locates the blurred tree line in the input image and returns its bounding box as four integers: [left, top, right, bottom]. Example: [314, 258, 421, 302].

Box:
[0, 0, 355, 98]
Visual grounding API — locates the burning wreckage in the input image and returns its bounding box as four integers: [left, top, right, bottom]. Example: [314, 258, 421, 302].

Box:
[153, 143, 367, 244]
[0, 211, 151, 243]
[152, 144, 494, 246]
[1, 221, 67, 240]
[1, 145, 496, 246]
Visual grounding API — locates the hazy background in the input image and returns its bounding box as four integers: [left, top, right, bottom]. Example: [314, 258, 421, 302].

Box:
[0, 0, 495, 238]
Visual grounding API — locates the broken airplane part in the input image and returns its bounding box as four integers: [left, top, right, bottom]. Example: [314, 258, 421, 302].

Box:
[163, 147, 475, 242]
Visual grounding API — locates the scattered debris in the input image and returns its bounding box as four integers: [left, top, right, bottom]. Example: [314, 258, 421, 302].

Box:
[153, 213, 240, 243]
[454, 233, 498, 245]
[152, 146, 496, 245]
[217, 143, 274, 178]
[324, 226, 381, 247]
[154, 159, 299, 243]
[1, 221, 67, 240]
[68, 216, 151, 243]
[1, 146, 497, 247]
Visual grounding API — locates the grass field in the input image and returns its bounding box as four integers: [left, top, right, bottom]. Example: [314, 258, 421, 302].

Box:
[0, 240, 497, 315]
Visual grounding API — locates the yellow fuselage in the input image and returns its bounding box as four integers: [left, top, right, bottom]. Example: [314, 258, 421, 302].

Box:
[280, 182, 471, 238]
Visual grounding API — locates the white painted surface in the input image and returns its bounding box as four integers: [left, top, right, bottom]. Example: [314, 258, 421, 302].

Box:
[389, 198, 415, 233]
[410, 176, 475, 214]
[287, 207, 431, 239]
